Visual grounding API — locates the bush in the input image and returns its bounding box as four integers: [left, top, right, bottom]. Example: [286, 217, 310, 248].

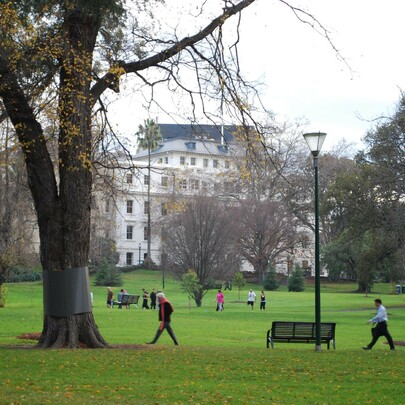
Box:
[94, 258, 122, 286]
[288, 265, 305, 292]
[5, 267, 43, 283]
[263, 265, 280, 291]
[0, 284, 7, 307]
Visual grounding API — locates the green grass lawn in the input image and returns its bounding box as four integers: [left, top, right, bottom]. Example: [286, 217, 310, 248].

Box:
[1, 271, 404, 404]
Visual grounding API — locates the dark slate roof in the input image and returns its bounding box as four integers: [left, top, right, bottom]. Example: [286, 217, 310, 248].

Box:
[158, 123, 236, 142]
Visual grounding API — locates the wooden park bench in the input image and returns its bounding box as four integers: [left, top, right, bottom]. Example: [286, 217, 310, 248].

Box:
[266, 321, 336, 349]
[113, 294, 140, 309]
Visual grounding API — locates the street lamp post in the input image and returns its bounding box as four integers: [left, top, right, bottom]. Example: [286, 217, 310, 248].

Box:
[303, 132, 327, 352]
[138, 243, 141, 265]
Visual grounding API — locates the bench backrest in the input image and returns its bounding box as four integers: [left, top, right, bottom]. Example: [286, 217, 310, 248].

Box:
[272, 321, 335, 338]
[127, 295, 140, 304]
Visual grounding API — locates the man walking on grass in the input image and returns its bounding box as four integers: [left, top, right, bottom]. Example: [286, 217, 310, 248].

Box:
[146, 292, 179, 345]
[363, 298, 395, 351]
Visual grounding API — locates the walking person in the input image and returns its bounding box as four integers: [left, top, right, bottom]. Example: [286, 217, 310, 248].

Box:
[363, 298, 395, 351]
[106, 287, 114, 308]
[150, 288, 157, 309]
[216, 289, 224, 311]
[142, 288, 149, 309]
[146, 292, 179, 345]
[260, 290, 266, 310]
[247, 289, 256, 310]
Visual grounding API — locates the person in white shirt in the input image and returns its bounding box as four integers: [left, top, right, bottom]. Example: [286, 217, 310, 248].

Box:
[247, 290, 256, 310]
[363, 299, 395, 351]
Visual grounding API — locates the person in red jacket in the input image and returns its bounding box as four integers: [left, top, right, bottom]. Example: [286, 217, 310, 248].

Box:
[146, 292, 179, 345]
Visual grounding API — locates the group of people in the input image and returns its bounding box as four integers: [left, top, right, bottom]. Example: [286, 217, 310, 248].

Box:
[107, 285, 396, 351]
[106, 287, 160, 309]
[247, 289, 267, 310]
[106, 287, 130, 308]
[106, 287, 179, 345]
[215, 289, 268, 311]
[141, 288, 158, 309]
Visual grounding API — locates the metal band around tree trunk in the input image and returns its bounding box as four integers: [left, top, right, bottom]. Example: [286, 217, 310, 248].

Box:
[43, 267, 92, 316]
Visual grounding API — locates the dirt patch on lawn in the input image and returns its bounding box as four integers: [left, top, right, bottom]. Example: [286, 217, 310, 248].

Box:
[8, 332, 152, 350]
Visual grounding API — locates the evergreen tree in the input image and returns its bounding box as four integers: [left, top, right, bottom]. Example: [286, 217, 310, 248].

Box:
[95, 258, 122, 286]
[263, 264, 280, 291]
[288, 264, 304, 292]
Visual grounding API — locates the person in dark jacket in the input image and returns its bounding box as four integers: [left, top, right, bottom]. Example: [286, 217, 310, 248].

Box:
[142, 288, 149, 309]
[146, 292, 179, 345]
[149, 288, 157, 309]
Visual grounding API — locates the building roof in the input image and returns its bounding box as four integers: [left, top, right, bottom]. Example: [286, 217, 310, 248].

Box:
[158, 123, 237, 143]
[133, 136, 231, 160]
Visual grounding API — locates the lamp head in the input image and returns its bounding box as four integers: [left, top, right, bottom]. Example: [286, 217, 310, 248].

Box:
[303, 132, 327, 157]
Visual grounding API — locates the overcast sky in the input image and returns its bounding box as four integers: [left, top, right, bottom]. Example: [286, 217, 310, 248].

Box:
[110, 0, 405, 152]
[239, 0, 405, 150]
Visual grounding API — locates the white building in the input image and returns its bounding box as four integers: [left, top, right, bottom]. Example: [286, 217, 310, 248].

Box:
[112, 124, 240, 267]
[95, 123, 317, 276]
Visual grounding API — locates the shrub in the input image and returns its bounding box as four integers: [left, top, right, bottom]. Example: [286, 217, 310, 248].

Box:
[288, 265, 305, 292]
[0, 284, 7, 307]
[94, 258, 122, 286]
[5, 267, 42, 283]
[263, 264, 280, 291]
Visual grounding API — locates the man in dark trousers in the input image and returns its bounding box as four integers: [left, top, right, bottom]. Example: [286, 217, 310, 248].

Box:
[363, 298, 395, 351]
[149, 288, 157, 310]
[146, 292, 179, 345]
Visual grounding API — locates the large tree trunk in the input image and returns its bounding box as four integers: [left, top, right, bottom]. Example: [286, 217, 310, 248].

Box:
[35, 6, 108, 348]
[38, 313, 109, 349]
[0, 4, 109, 348]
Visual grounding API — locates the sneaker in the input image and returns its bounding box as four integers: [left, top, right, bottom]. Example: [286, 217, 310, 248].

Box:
[362, 346, 371, 350]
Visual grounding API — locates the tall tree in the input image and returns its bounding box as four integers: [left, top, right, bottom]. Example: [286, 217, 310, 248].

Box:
[136, 118, 162, 260]
[236, 200, 297, 281]
[321, 95, 405, 291]
[160, 195, 239, 307]
[0, 0, 259, 347]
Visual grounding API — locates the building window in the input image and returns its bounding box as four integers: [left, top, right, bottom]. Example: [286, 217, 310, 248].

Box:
[180, 179, 187, 189]
[126, 173, 133, 184]
[165, 156, 169, 164]
[126, 200, 133, 214]
[190, 179, 200, 190]
[105, 199, 110, 213]
[143, 226, 148, 241]
[180, 156, 186, 165]
[126, 225, 133, 240]
[161, 203, 167, 216]
[126, 252, 133, 266]
[144, 201, 149, 215]
[185, 141, 196, 150]
[203, 158, 208, 168]
[161, 176, 168, 187]
[225, 160, 230, 169]
[144, 175, 150, 185]
[213, 159, 219, 168]
[190, 157, 196, 166]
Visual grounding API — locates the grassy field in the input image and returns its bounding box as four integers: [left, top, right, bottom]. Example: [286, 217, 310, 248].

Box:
[1, 271, 404, 404]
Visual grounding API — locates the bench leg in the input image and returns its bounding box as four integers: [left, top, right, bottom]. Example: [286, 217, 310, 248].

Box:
[266, 331, 274, 349]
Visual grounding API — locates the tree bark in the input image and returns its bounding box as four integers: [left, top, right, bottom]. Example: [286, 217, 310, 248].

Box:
[0, 4, 108, 348]
[37, 313, 110, 349]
